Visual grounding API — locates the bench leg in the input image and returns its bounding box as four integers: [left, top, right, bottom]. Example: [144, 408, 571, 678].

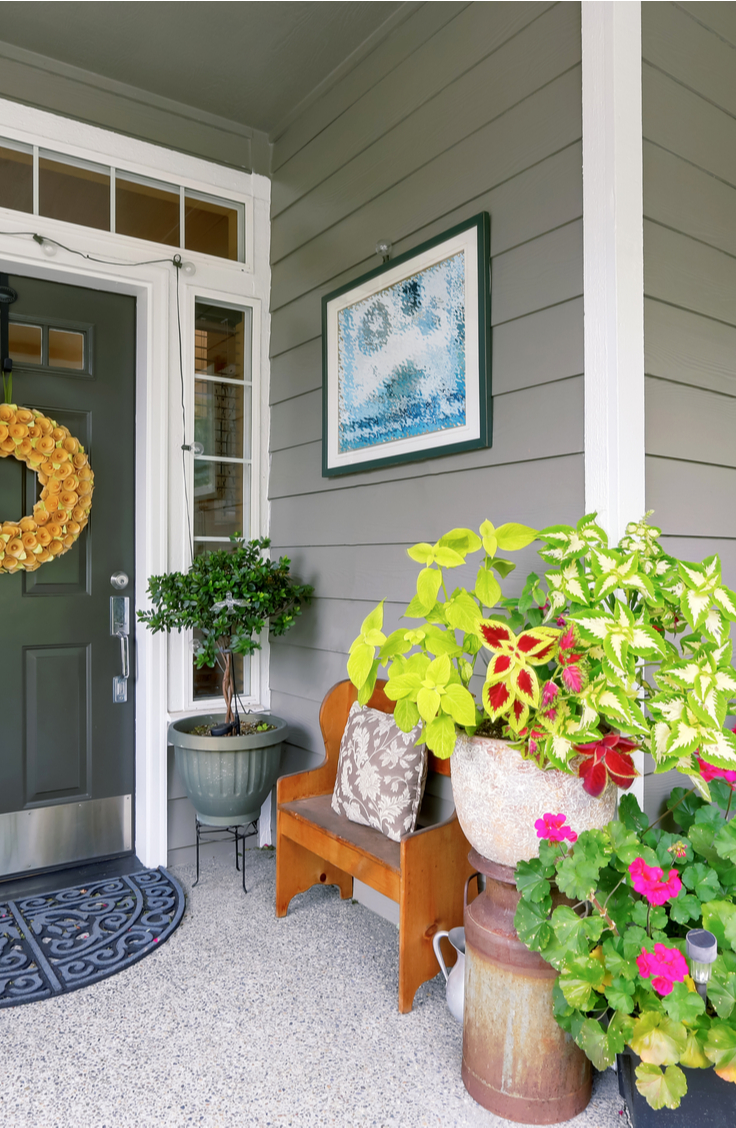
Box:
[398, 815, 473, 1013]
[276, 830, 353, 917]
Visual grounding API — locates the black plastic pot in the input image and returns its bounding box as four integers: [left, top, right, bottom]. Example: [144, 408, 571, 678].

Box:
[617, 1052, 734, 1127]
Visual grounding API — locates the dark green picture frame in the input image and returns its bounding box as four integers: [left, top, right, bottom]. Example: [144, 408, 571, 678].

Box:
[321, 212, 491, 477]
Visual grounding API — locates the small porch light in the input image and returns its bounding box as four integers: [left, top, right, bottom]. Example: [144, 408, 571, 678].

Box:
[686, 928, 718, 999]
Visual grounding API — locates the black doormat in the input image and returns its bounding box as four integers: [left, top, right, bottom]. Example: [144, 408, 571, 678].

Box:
[0, 867, 185, 1007]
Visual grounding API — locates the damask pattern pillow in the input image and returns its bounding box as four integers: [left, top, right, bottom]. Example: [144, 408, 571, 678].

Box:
[331, 702, 427, 842]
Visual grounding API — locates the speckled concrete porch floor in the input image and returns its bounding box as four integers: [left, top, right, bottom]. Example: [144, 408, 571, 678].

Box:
[0, 850, 629, 1128]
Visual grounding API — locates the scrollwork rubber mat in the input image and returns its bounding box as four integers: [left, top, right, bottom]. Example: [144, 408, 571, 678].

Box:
[0, 867, 184, 1007]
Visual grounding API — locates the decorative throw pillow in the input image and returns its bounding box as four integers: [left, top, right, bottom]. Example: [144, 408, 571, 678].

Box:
[331, 702, 427, 842]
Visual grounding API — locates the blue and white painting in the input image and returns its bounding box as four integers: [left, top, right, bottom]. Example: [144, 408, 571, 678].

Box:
[337, 251, 466, 454]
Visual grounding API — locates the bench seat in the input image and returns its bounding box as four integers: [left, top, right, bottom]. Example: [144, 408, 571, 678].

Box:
[276, 679, 474, 1012]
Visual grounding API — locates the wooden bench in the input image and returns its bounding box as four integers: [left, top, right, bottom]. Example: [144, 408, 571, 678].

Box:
[275, 679, 474, 1013]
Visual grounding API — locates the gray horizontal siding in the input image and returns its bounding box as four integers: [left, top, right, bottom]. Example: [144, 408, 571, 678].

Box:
[269, 2, 584, 771]
[643, 2, 736, 597]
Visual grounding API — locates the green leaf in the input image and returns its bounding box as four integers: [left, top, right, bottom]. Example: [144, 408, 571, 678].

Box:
[702, 900, 736, 951]
[347, 642, 375, 689]
[441, 683, 477, 727]
[514, 898, 552, 950]
[445, 590, 481, 633]
[425, 712, 456, 759]
[607, 1009, 636, 1054]
[416, 687, 441, 723]
[394, 697, 420, 733]
[662, 981, 705, 1024]
[630, 1011, 688, 1065]
[683, 863, 721, 902]
[705, 1021, 736, 1081]
[608, 821, 643, 866]
[618, 793, 650, 834]
[416, 567, 442, 610]
[359, 602, 385, 635]
[438, 527, 482, 555]
[669, 893, 703, 925]
[708, 966, 736, 1019]
[576, 1018, 615, 1071]
[475, 566, 502, 608]
[407, 542, 433, 564]
[602, 938, 638, 981]
[634, 1064, 687, 1110]
[559, 956, 607, 1009]
[491, 558, 516, 579]
[515, 860, 552, 904]
[494, 522, 538, 551]
[604, 977, 636, 1014]
[550, 906, 591, 953]
[357, 660, 379, 705]
[714, 820, 736, 865]
[623, 925, 649, 962]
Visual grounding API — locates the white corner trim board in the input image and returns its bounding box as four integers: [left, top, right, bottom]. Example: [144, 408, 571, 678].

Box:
[582, 1, 646, 807]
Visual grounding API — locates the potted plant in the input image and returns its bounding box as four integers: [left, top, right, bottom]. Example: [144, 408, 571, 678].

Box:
[514, 779, 736, 1122]
[138, 536, 312, 825]
[347, 513, 736, 866]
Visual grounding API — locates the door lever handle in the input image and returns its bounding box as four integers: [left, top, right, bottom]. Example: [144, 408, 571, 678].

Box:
[110, 595, 130, 703]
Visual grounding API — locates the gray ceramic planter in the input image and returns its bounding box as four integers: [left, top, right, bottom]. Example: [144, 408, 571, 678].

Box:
[168, 713, 287, 827]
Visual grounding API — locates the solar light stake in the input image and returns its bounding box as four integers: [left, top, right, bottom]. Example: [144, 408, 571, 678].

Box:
[686, 928, 718, 1000]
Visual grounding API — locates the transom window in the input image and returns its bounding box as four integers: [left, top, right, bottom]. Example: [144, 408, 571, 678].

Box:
[0, 138, 244, 262]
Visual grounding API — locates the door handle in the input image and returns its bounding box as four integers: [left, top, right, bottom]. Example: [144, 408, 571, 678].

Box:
[111, 595, 130, 703]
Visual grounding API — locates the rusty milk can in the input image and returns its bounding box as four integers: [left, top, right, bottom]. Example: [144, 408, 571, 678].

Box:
[462, 849, 591, 1124]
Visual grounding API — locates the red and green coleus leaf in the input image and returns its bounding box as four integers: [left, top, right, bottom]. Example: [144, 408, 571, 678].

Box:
[573, 732, 640, 796]
[479, 620, 559, 731]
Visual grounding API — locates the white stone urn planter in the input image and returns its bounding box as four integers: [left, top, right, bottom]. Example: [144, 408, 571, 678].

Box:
[450, 733, 617, 867]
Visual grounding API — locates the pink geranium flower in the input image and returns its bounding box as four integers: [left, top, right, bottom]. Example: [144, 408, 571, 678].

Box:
[636, 943, 689, 995]
[535, 812, 578, 843]
[629, 857, 682, 906]
[696, 755, 736, 789]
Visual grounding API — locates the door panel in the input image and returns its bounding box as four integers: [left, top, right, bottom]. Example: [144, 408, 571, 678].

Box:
[0, 274, 136, 875]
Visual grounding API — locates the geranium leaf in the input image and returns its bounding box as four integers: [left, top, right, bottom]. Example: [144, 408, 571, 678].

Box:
[604, 977, 636, 1014]
[669, 893, 702, 925]
[575, 1018, 615, 1071]
[515, 860, 552, 905]
[629, 1012, 688, 1065]
[705, 1021, 736, 1081]
[514, 899, 552, 950]
[661, 981, 705, 1024]
[714, 820, 736, 865]
[634, 1064, 687, 1110]
[559, 956, 607, 1009]
[708, 966, 736, 1019]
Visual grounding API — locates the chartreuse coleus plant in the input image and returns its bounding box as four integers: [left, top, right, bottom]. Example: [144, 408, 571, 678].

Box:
[347, 520, 539, 757]
[515, 782, 736, 1110]
[348, 513, 736, 795]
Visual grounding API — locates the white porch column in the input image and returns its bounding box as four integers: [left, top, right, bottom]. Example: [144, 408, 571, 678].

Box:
[582, 1, 646, 805]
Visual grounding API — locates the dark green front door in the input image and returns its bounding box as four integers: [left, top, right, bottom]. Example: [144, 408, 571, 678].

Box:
[0, 274, 136, 877]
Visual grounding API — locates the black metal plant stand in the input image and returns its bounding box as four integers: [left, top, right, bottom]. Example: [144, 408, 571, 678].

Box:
[192, 818, 258, 893]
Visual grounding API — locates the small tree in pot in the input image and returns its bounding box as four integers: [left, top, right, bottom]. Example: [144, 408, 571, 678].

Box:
[138, 535, 312, 732]
[138, 537, 313, 828]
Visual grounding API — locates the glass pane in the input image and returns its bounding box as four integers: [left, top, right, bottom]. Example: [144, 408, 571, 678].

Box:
[194, 461, 248, 539]
[39, 153, 110, 230]
[192, 631, 250, 703]
[195, 379, 248, 459]
[194, 302, 250, 381]
[0, 144, 33, 212]
[8, 323, 42, 365]
[116, 175, 179, 246]
[49, 329, 85, 370]
[185, 193, 239, 260]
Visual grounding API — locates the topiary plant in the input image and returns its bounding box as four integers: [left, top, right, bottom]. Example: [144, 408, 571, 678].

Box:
[138, 536, 312, 725]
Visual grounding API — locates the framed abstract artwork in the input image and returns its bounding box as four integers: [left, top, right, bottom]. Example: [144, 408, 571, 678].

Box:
[321, 212, 491, 477]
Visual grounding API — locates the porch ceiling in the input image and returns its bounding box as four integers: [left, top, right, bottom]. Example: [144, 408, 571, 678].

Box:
[0, 0, 404, 134]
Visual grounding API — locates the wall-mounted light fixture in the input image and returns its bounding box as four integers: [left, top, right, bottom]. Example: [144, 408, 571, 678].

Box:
[375, 239, 392, 264]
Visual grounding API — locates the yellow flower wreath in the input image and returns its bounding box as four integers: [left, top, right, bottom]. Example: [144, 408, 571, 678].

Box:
[0, 403, 94, 574]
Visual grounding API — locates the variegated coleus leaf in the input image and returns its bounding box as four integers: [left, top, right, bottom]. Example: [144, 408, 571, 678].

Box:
[588, 547, 656, 603]
[661, 649, 736, 724]
[652, 694, 736, 769]
[571, 602, 666, 673]
[618, 514, 664, 560]
[677, 555, 736, 634]
[544, 560, 591, 615]
[537, 512, 608, 565]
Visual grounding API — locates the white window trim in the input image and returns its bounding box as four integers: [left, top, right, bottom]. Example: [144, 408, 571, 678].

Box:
[0, 96, 272, 867]
[582, 1, 646, 806]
